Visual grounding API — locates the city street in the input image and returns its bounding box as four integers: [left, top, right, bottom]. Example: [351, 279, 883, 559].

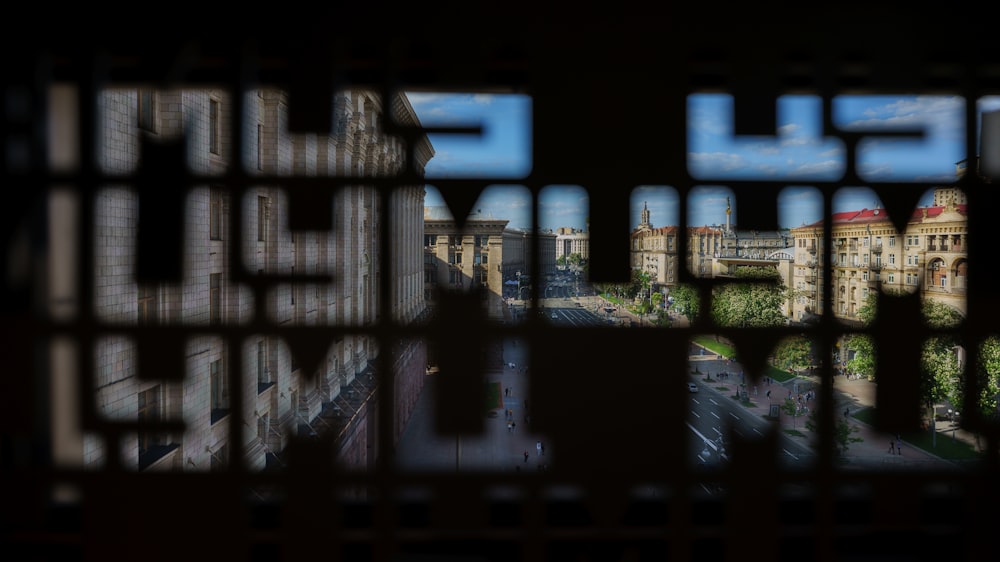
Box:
[688, 344, 972, 471]
[395, 297, 978, 474]
[394, 337, 549, 473]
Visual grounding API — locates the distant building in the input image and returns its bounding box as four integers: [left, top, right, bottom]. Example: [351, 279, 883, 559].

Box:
[790, 185, 968, 325]
[554, 226, 590, 263]
[424, 207, 508, 318]
[630, 200, 793, 306]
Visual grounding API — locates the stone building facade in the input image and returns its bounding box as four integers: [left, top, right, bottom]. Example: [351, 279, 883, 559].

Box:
[423, 208, 508, 319]
[554, 227, 590, 262]
[73, 87, 432, 472]
[789, 185, 968, 325]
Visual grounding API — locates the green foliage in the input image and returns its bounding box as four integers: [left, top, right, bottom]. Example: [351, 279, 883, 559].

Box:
[922, 298, 964, 329]
[710, 281, 788, 328]
[650, 292, 664, 308]
[921, 335, 963, 416]
[844, 335, 876, 381]
[977, 337, 1000, 420]
[670, 283, 700, 322]
[804, 409, 863, 457]
[772, 335, 813, 372]
[733, 266, 781, 280]
[781, 398, 799, 428]
[856, 290, 963, 328]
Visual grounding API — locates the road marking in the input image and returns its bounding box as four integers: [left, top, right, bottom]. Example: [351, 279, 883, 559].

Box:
[687, 422, 728, 462]
[708, 399, 719, 406]
[691, 411, 700, 418]
[712, 427, 722, 436]
[710, 412, 720, 420]
[733, 428, 743, 437]
[691, 398, 700, 405]
[753, 428, 763, 436]
[783, 449, 799, 461]
[729, 412, 740, 421]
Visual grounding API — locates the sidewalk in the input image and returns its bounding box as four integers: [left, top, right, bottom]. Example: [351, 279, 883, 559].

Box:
[689, 344, 971, 470]
[395, 333, 550, 474]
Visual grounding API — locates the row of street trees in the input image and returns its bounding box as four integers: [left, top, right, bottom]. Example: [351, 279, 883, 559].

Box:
[845, 290, 1000, 423]
[600, 266, 1000, 425]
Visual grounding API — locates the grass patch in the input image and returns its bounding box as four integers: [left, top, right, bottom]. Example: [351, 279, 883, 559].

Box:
[692, 336, 734, 358]
[784, 429, 807, 438]
[484, 381, 502, 412]
[764, 366, 795, 382]
[851, 407, 981, 460]
[715, 386, 728, 391]
[692, 336, 795, 382]
[905, 430, 981, 460]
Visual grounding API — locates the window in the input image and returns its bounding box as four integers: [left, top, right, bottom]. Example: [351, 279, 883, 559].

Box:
[210, 358, 229, 423]
[137, 386, 162, 459]
[862, 271, 869, 281]
[481, 253, 488, 265]
[889, 236, 895, 247]
[138, 285, 157, 325]
[257, 413, 269, 442]
[210, 188, 223, 240]
[290, 266, 295, 305]
[210, 444, 228, 471]
[425, 235, 435, 247]
[889, 254, 895, 265]
[257, 340, 270, 392]
[209, 98, 221, 155]
[888, 273, 895, 283]
[210, 273, 221, 325]
[455, 253, 462, 264]
[257, 123, 263, 171]
[257, 195, 268, 241]
[138, 89, 156, 132]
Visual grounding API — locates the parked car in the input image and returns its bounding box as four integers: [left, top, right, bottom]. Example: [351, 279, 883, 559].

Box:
[687, 382, 699, 393]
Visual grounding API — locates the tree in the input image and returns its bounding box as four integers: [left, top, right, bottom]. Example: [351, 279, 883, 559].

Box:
[669, 283, 700, 322]
[977, 337, 1000, 421]
[772, 335, 813, 373]
[781, 397, 800, 428]
[921, 335, 963, 422]
[805, 409, 863, 457]
[844, 335, 876, 381]
[710, 268, 789, 328]
[650, 291, 664, 309]
[851, 286, 970, 431]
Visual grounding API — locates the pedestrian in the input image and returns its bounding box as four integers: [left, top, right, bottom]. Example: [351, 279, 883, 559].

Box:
[541, 442, 545, 455]
[511, 421, 516, 433]
[536, 440, 542, 456]
[844, 407, 849, 419]
[888, 439, 895, 454]
[897, 434, 902, 455]
[766, 389, 771, 399]
[507, 422, 512, 433]
[524, 451, 529, 463]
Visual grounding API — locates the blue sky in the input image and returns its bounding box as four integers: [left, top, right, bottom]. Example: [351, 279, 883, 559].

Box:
[408, 92, 1000, 231]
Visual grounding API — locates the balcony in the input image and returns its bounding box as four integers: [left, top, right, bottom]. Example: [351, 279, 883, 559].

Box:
[869, 263, 883, 272]
[871, 244, 882, 253]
